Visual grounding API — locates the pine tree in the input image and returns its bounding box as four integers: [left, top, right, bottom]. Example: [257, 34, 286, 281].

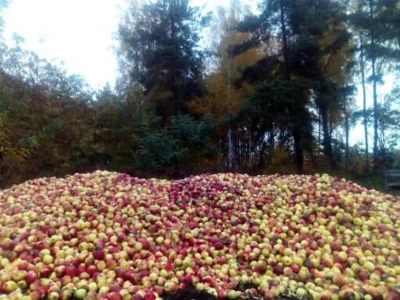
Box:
[117, 0, 207, 120]
[349, 0, 400, 168]
[233, 0, 351, 172]
[359, 31, 370, 170]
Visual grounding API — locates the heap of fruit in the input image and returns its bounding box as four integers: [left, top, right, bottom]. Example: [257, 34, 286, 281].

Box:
[0, 171, 399, 300]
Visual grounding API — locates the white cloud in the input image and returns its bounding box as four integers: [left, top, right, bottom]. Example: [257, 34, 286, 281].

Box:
[3, 0, 238, 89]
[4, 0, 126, 89]
[4, 0, 257, 89]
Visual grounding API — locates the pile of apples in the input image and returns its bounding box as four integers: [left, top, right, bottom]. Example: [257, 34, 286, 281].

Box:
[0, 171, 399, 300]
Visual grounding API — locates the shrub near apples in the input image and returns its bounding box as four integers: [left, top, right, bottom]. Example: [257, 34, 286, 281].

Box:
[0, 171, 399, 299]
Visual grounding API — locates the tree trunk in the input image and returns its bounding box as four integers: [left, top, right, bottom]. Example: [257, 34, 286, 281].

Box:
[368, 0, 379, 169]
[293, 129, 304, 173]
[343, 91, 350, 172]
[360, 33, 369, 171]
[318, 113, 321, 147]
[226, 39, 236, 171]
[372, 59, 378, 168]
[269, 126, 275, 157]
[227, 123, 236, 170]
[248, 118, 252, 167]
[279, 0, 289, 79]
[279, 0, 305, 173]
[380, 121, 387, 165]
[258, 139, 267, 169]
[320, 102, 334, 168]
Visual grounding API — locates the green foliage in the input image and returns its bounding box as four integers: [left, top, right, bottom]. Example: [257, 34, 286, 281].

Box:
[117, 0, 206, 120]
[134, 123, 185, 174]
[170, 114, 215, 147]
[348, 0, 400, 167]
[0, 0, 399, 188]
[132, 112, 216, 176]
[352, 85, 400, 159]
[132, 114, 213, 175]
[238, 79, 313, 168]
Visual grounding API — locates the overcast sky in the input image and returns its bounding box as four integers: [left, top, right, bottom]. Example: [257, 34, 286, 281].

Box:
[3, 0, 237, 90]
[2, 0, 395, 145]
[4, 0, 124, 89]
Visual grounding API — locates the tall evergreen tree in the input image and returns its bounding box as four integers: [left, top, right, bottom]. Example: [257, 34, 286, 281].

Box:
[349, 0, 400, 168]
[359, 31, 370, 170]
[231, 0, 314, 172]
[233, 0, 352, 171]
[117, 0, 207, 120]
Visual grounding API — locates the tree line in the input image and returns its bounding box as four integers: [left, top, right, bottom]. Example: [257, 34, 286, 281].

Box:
[0, 0, 399, 188]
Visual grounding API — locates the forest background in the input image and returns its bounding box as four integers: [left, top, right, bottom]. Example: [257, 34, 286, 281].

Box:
[0, 0, 399, 190]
